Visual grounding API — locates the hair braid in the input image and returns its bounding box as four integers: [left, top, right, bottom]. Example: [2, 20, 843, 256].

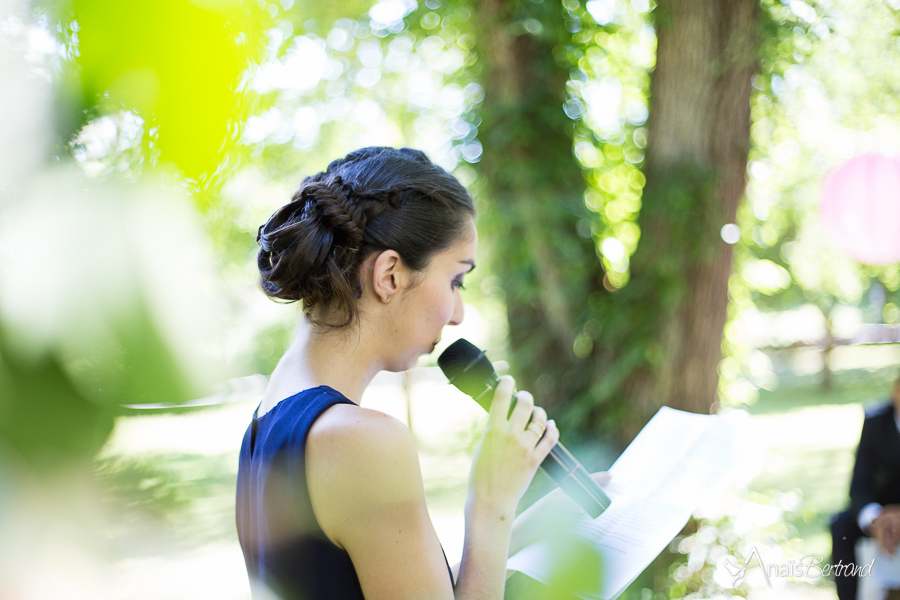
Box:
[256, 147, 475, 329]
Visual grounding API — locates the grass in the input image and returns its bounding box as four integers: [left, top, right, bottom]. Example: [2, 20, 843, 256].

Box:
[749, 365, 897, 415]
[745, 364, 897, 560]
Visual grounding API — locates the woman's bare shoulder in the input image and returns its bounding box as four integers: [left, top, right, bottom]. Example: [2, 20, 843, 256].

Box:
[309, 404, 415, 454]
[307, 404, 423, 502]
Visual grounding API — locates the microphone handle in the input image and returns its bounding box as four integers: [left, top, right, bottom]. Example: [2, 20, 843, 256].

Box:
[469, 375, 611, 518]
[540, 440, 611, 518]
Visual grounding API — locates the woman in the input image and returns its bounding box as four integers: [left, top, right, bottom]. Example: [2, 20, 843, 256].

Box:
[236, 147, 563, 600]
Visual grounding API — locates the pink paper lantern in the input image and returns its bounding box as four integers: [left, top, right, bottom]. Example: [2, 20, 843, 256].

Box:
[820, 153, 900, 265]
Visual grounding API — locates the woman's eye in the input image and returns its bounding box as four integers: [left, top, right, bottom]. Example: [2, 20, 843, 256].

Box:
[452, 280, 466, 291]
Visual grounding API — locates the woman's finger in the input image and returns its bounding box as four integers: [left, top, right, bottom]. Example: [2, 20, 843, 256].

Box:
[488, 375, 515, 428]
[534, 419, 559, 460]
[530, 406, 548, 428]
[521, 406, 548, 445]
[508, 390, 534, 431]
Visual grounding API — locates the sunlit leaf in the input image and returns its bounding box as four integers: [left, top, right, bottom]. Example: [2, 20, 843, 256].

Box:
[73, 0, 268, 178]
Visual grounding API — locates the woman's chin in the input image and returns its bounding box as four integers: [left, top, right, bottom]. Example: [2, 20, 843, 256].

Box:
[383, 355, 420, 373]
[383, 345, 436, 372]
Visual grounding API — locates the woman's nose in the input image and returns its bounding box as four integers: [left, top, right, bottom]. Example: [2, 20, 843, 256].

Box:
[448, 293, 465, 326]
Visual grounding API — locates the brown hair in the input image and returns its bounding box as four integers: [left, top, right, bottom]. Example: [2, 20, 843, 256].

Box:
[256, 147, 475, 329]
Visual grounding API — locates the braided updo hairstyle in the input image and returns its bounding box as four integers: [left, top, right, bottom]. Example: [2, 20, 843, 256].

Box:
[256, 147, 476, 329]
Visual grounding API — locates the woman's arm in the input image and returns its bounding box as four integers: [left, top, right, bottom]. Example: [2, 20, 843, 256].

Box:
[307, 375, 557, 600]
[453, 376, 560, 600]
[307, 407, 455, 600]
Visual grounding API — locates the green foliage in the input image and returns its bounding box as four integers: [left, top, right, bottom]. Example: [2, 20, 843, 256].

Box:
[66, 0, 272, 182]
[251, 319, 295, 376]
[665, 490, 806, 599]
[570, 1, 654, 288]
[504, 539, 604, 600]
[640, 164, 722, 264]
[471, 0, 670, 440]
[0, 179, 223, 468]
[0, 336, 114, 470]
[720, 0, 900, 403]
[0, 0, 277, 469]
[571, 164, 720, 429]
[480, 0, 756, 438]
[472, 0, 606, 423]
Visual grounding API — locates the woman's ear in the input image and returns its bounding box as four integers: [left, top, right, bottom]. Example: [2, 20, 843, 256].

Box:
[370, 249, 406, 304]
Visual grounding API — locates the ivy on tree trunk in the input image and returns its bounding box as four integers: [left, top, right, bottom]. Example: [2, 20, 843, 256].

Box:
[617, 0, 759, 435]
[476, 0, 604, 424]
[475, 0, 759, 443]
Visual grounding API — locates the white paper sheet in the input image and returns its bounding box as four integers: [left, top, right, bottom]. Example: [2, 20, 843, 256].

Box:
[507, 406, 737, 600]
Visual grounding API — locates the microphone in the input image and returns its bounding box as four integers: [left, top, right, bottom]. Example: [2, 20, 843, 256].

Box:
[438, 339, 611, 518]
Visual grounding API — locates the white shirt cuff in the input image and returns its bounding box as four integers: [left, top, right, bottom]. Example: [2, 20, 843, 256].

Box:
[859, 503, 883, 533]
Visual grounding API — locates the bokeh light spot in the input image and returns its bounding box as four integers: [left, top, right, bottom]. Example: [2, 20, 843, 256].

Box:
[720, 223, 741, 245]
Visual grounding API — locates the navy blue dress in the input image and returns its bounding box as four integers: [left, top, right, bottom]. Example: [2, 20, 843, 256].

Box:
[236, 385, 455, 599]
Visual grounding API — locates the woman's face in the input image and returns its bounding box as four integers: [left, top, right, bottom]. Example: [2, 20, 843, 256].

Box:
[389, 220, 478, 370]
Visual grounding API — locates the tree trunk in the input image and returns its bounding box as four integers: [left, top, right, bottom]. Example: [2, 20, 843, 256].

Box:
[475, 0, 759, 442]
[621, 0, 759, 433]
[476, 0, 604, 416]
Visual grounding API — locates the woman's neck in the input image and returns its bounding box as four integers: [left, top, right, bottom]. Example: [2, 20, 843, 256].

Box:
[260, 319, 382, 413]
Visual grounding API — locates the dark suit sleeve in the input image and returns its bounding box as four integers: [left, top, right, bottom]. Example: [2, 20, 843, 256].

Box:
[849, 416, 879, 520]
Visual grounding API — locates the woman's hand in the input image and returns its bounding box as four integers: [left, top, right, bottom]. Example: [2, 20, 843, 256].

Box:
[467, 375, 560, 514]
[454, 376, 559, 600]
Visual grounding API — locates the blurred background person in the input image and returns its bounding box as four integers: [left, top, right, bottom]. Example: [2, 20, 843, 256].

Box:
[831, 374, 900, 600]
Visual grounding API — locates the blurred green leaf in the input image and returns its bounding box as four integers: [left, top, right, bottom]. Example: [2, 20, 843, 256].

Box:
[72, 0, 268, 178]
[0, 332, 114, 470]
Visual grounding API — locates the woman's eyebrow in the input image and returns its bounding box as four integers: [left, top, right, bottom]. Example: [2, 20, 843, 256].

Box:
[459, 260, 476, 272]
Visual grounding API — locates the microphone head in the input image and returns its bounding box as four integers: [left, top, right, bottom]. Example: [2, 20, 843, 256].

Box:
[437, 338, 497, 402]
